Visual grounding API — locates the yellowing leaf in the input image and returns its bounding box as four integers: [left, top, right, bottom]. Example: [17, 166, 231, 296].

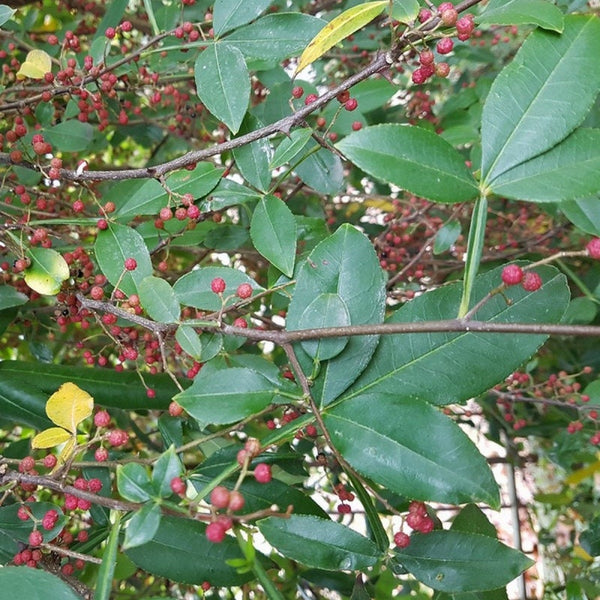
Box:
[31, 427, 72, 449]
[57, 436, 77, 465]
[574, 545, 593, 561]
[16, 49, 52, 80]
[46, 382, 94, 433]
[565, 460, 600, 486]
[296, 1, 387, 74]
[24, 247, 70, 296]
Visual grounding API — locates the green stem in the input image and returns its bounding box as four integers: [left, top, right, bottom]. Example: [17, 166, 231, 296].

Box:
[458, 194, 488, 318]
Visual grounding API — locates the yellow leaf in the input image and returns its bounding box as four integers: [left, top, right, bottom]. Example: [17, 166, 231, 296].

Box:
[57, 436, 77, 465]
[31, 427, 72, 449]
[573, 545, 593, 561]
[46, 382, 94, 433]
[565, 460, 600, 486]
[296, 1, 387, 74]
[16, 49, 52, 80]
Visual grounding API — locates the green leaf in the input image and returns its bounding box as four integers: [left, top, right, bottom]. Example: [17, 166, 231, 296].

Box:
[295, 144, 344, 194]
[233, 115, 272, 191]
[175, 325, 203, 359]
[0, 286, 28, 310]
[258, 515, 381, 570]
[138, 276, 180, 324]
[152, 445, 182, 498]
[351, 78, 396, 113]
[395, 530, 534, 592]
[433, 220, 461, 255]
[250, 195, 297, 277]
[561, 196, 600, 236]
[270, 128, 313, 169]
[481, 15, 600, 185]
[44, 121, 94, 152]
[224, 13, 325, 61]
[286, 224, 386, 406]
[195, 43, 250, 134]
[489, 129, 600, 202]
[95, 512, 122, 600]
[0, 567, 82, 600]
[324, 395, 499, 506]
[123, 503, 162, 550]
[477, 0, 564, 33]
[175, 367, 276, 427]
[125, 515, 252, 586]
[296, 1, 387, 73]
[336, 125, 479, 203]
[116, 163, 222, 219]
[213, 0, 272, 36]
[0, 5, 16, 27]
[203, 178, 261, 212]
[117, 463, 153, 503]
[298, 293, 350, 360]
[346, 264, 569, 405]
[390, 0, 420, 23]
[174, 266, 263, 310]
[580, 515, 600, 556]
[451, 504, 498, 538]
[24, 247, 69, 296]
[94, 223, 153, 296]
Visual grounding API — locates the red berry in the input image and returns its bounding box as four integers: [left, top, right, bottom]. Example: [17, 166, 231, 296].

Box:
[97, 219, 108, 230]
[394, 531, 410, 548]
[438, 2, 454, 11]
[88, 478, 102, 492]
[211, 277, 226, 294]
[456, 16, 475, 36]
[586, 238, 600, 259]
[236, 283, 252, 299]
[19, 456, 35, 473]
[254, 463, 272, 483]
[522, 271, 542, 292]
[108, 429, 128, 447]
[210, 486, 231, 509]
[170, 476, 186, 495]
[105, 27, 116, 39]
[228, 490, 245, 511]
[344, 98, 358, 111]
[29, 530, 43, 547]
[501, 264, 523, 286]
[412, 68, 427, 85]
[305, 93, 318, 105]
[436, 38, 454, 55]
[233, 317, 247, 328]
[351, 121, 362, 131]
[417, 517, 435, 533]
[418, 8, 432, 22]
[124, 257, 137, 271]
[292, 86, 304, 98]
[206, 521, 226, 543]
[17, 506, 30, 521]
[435, 62, 450, 78]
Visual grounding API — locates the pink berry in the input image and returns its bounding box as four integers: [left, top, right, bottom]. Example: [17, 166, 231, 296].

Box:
[351, 121, 362, 131]
[440, 8, 458, 26]
[305, 93, 318, 105]
[236, 283, 252, 299]
[43, 454, 57, 469]
[418, 8, 432, 22]
[417, 517, 435, 533]
[29, 530, 43, 547]
[522, 271, 542, 292]
[108, 429, 128, 447]
[124, 257, 137, 271]
[394, 531, 410, 548]
[19, 456, 35, 473]
[438, 2, 454, 11]
[210, 486, 231, 509]
[292, 86, 304, 99]
[95, 447, 109, 462]
[206, 521, 226, 543]
[105, 27, 116, 39]
[17, 506, 30, 521]
[170, 476, 186, 495]
[228, 490, 245, 512]
[254, 463, 272, 484]
[456, 16, 475, 36]
[436, 38, 454, 55]
[586, 238, 600, 259]
[501, 264, 523, 286]
[233, 317, 247, 328]
[211, 277, 226, 294]
[169, 401, 183, 417]
[94, 410, 111, 428]
[88, 478, 102, 493]
[412, 68, 427, 85]
[419, 50, 435, 66]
